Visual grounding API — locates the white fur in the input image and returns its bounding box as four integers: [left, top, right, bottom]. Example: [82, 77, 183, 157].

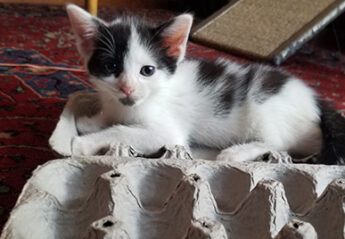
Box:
[49, 108, 78, 156]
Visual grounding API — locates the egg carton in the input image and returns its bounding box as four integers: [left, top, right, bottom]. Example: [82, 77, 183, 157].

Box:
[1, 145, 345, 239]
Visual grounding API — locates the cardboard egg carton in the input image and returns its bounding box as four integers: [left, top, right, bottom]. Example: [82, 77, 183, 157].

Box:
[1, 145, 345, 239]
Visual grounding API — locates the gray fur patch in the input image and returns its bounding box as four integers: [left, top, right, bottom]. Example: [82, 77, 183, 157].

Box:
[236, 66, 257, 103]
[119, 97, 135, 106]
[214, 73, 237, 116]
[256, 69, 289, 103]
[197, 59, 227, 86]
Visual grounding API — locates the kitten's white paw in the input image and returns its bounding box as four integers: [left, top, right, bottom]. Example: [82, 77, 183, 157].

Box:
[71, 136, 109, 156]
[49, 111, 78, 156]
[216, 143, 270, 162]
[76, 115, 105, 135]
[49, 133, 72, 156]
[216, 147, 250, 162]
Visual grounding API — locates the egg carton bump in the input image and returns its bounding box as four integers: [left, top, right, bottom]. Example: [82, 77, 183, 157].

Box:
[1, 145, 345, 239]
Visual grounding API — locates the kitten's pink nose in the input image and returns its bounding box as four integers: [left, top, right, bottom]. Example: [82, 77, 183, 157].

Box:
[119, 84, 134, 97]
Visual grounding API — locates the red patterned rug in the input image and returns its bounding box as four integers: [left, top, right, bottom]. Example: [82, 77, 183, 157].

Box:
[1, 4, 345, 231]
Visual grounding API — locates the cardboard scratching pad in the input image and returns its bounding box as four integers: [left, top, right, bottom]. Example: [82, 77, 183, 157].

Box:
[191, 0, 345, 64]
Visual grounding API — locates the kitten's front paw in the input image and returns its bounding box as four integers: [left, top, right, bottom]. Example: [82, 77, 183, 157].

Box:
[216, 147, 247, 162]
[71, 136, 109, 156]
[216, 144, 264, 162]
[216, 142, 278, 162]
[49, 112, 78, 156]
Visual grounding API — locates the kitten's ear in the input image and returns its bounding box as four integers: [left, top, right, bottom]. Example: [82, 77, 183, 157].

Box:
[66, 4, 100, 59]
[159, 14, 193, 64]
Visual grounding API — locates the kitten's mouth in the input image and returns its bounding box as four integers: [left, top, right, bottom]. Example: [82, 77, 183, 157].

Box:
[119, 97, 135, 106]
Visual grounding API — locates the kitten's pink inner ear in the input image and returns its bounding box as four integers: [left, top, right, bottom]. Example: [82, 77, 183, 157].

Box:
[162, 14, 193, 60]
[66, 4, 98, 59]
[67, 4, 97, 39]
[163, 28, 188, 57]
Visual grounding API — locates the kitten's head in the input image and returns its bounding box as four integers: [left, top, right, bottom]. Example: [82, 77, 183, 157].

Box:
[67, 4, 193, 107]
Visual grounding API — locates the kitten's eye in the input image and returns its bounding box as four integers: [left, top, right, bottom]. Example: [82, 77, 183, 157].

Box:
[140, 65, 155, 77]
[105, 63, 116, 74]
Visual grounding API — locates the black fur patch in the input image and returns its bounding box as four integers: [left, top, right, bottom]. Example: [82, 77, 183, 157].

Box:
[256, 68, 289, 103]
[317, 100, 345, 165]
[196, 60, 262, 116]
[215, 73, 237, 115]
[88, 21, 131, 78]
[236, 66, 256, 103]
[214, 66, 257, 115]
[197, 60, 227, 86]
[119, 97, 135, 106]
[196, 60, 237, 116]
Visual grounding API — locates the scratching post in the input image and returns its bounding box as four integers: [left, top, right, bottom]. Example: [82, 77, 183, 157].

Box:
[191, 0, 345, 64]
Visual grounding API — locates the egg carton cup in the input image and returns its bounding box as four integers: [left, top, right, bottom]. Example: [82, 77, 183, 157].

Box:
[1, 144, 345, 239]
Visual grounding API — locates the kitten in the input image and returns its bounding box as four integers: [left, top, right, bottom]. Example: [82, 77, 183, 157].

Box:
[56, 4, 345, 164]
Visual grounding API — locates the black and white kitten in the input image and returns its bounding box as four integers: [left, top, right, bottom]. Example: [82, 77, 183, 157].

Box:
[50, 4, 345, 164]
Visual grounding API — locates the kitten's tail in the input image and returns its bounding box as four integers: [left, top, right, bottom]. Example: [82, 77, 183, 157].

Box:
[317, 100, 345, 165]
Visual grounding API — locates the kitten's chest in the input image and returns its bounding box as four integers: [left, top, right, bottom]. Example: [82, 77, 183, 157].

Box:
[100, 95, 142, 125]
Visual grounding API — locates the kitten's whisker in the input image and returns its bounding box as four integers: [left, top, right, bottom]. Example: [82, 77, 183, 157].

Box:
[97, 36, 113, 50]
[102, 32, 115, 52]
[98, 25, 115, 49]
[95, 47, 115, 59]
[103, 26, 116, 49]
[97, 37, 115, 56]
[146, 27, 163, 47]
[97, 51, 115, 60]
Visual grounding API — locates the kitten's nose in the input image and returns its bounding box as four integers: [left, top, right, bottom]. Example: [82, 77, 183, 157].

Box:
[119, 84, 134, 97]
